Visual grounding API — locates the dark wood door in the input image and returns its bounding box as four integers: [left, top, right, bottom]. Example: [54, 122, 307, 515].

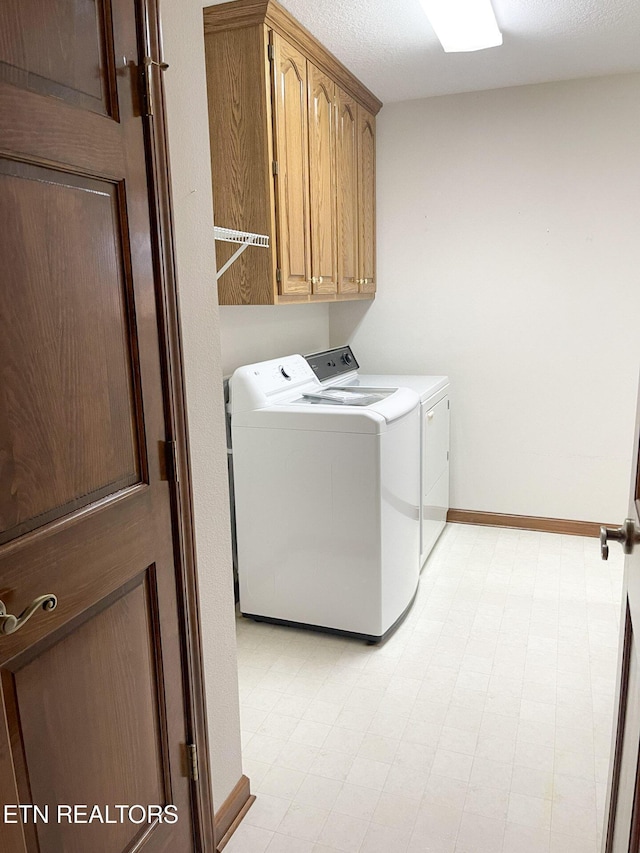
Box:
[0, 1, 199, 850]
[603, 379, 640, 852]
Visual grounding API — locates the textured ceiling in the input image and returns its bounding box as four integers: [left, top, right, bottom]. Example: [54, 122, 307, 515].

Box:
[275, 0, 640, 102]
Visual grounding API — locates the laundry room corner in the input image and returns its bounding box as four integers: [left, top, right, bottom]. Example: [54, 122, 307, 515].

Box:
[330, 73, 640, 526]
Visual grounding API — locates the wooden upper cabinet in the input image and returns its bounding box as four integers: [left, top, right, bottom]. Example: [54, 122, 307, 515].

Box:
[358, 106, 376, 294]
[336, 89, 359, 294]
[271, 33, 311, 296]
[307, 64, 337, 295]
[203, 0, 382, 304]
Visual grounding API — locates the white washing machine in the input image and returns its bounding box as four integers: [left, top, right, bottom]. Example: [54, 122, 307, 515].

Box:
[306, 347, 450, 567]
[229, 355, 421, 642]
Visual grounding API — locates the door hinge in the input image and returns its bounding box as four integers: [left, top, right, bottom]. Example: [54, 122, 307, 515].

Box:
[447, 451, 449, 460]
[267, 43, 275, 61]
[272, 160, 279, 176]
[276, 268, 281, 283]
[163, 440, 179, 483]
[188, 743, 199, 781]
[447, 400, 450, 409]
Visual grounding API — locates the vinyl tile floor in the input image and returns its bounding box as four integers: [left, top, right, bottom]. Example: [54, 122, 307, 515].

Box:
[227, 523, 624, 853]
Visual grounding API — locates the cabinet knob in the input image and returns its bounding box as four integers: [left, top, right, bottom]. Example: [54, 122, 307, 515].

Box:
[318, 276, 323, 284]
[310, 277, 317, 285]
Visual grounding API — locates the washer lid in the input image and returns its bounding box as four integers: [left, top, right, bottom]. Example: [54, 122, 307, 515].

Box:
[233, 386, 419, 434]
[299, 387, 396, 407]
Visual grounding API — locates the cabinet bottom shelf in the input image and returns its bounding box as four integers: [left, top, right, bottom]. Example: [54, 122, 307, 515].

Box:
[275, 291, 375, 305]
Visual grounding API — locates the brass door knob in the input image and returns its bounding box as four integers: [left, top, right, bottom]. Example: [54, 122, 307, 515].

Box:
[0, 594, 58, 635]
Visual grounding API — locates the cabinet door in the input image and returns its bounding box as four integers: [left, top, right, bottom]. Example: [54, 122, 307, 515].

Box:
[271, 33, 311, 295]
[336, 89, 359, 294]
[307, 64, 337, 294]
[358, 106, 376, 294]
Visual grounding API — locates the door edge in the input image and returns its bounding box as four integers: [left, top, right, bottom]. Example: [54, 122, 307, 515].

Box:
[139, 0, 216, 849]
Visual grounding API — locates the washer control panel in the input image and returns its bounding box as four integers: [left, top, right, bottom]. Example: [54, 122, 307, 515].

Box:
[305, 346, 359, 382]
[249, 355, 313, 396]
[230, 355, 318, 414]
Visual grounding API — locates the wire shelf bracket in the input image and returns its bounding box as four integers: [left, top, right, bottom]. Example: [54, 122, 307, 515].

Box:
[214, 227, 269, 280]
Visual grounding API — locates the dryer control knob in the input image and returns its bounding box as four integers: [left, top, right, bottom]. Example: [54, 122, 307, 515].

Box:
[342, 352, 353, 365]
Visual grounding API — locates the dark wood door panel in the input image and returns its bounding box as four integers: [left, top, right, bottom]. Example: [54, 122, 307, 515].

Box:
[0, 688, 27, 851]
[0, 489, 193, 852]
[4, 571, 165, 853]
[0, 0, 118, 117]
[0, 487, 160, 660]
[0, 158, 144, 544]
[0, 0, 207, 847]
[0, 82, 126, 179]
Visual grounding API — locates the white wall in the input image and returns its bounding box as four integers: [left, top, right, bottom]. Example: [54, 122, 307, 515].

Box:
[160, 0, 242, 807]
[331, 74, 640, 523]
[220, 305, 330, 375]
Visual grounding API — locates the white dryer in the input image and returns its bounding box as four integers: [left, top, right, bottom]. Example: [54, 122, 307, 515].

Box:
[306, 347, 450, 567]
[229, 355, 421, 642]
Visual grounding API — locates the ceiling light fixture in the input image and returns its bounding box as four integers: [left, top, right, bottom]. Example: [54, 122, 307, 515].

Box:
[419, 0, 503, 53]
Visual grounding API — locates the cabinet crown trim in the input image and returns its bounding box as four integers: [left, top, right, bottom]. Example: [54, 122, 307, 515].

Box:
[203, 0, 383, 115]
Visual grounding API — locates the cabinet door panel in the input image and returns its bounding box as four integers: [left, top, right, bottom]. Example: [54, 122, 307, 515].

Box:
[271, 33, 311, 295]
[336, 89, 359, 294]
[358, 106, 376, 294]
[308, 64, 337, 294]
